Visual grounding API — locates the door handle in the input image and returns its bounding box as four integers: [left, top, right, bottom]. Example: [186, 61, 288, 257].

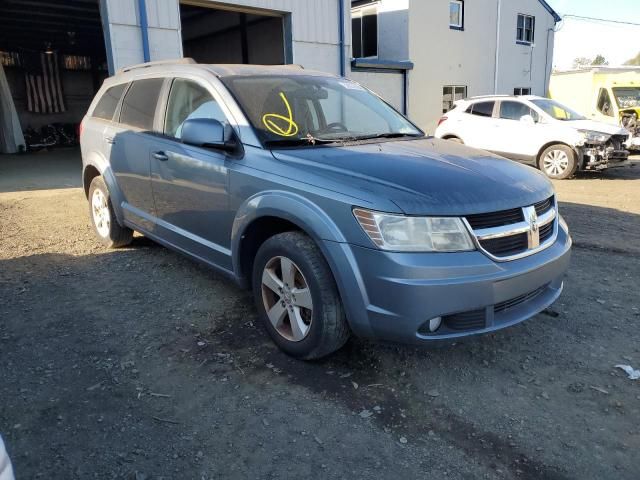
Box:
[153, 151, 168, 161]
[105, 136, 116, 145]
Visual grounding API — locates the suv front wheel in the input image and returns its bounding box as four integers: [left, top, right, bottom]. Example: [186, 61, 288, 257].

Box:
[252, 231, 350, 360]
[539, 144, 577, 180]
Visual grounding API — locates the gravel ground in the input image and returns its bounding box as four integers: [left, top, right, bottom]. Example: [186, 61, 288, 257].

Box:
[1, 152, 639, 479]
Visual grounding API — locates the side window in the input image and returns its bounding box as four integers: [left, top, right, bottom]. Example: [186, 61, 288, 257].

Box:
[119, 78, 164, 130]
[499, 101, 535, 121]
[449, 0, 464, 30]
[467, 101, 495, 117]
[164, 79, 228, 139]
[597, 88, 613, 117]
[92, 83, 127, 121]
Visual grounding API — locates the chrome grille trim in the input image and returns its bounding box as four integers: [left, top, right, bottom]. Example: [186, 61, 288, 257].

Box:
[463, 197, 558, 262]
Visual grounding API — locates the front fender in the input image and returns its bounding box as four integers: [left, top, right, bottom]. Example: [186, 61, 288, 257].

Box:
[231, 190, 348, 274]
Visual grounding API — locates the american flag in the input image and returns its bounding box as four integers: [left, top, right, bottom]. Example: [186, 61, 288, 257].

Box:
[24, 52, 66, 114]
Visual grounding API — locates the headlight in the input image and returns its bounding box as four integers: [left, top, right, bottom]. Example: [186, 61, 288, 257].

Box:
[579, 130, 611, 144]
[353, 208, 475, 252]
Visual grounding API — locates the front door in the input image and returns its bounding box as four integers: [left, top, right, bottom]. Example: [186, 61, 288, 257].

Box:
[149, 78, 234, 270]
[489, 100, 542, 162]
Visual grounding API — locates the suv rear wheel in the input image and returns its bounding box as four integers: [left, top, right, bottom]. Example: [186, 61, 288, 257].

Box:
[88, 176, 133, 248]
[252, 231, 350, 360]
[539, 144, 577, 180]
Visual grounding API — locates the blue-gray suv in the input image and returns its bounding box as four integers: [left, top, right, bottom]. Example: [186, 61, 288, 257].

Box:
[80, 60, 572, 359]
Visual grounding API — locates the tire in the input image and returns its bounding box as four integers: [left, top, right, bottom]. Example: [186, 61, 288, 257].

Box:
[538, 144, 577, 180]
[88, 176, 133, 248]
[252, 231, 350, 360]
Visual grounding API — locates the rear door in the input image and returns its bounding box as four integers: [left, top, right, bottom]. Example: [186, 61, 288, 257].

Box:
[458, 100, 497, 150]
[107, 77, 165, 229]
[148, 77, 234, 270]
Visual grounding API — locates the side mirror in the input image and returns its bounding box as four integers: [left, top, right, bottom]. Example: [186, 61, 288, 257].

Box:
[520, 114, 536, 125]
[181, 118, 236, 151]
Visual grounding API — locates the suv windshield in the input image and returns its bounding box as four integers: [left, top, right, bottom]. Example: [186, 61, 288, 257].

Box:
[613, 87, 640, 108]
[221, 75, 423, 146]
[530, 98, 586, 121]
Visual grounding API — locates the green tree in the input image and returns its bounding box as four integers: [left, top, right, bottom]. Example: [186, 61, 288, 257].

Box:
[572, 57, 592, 69]
[624, 52, 640, 66]
[592, 54, 609, 66]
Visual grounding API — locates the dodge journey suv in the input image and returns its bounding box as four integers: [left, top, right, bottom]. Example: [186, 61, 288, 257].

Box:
[80, 59, 572, 359]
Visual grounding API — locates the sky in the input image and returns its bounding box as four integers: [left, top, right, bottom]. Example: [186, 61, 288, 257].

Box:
[546, 0, 640, 70]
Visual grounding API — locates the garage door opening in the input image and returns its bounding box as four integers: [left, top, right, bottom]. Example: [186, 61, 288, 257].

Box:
[0, 0, 107, 164]
[180, 3, 286, 65]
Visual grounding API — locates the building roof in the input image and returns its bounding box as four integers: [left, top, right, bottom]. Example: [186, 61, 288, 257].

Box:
[538, 0, 562, 23]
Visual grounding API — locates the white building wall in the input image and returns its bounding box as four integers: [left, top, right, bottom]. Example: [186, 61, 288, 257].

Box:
[407, 0, 499, 133]
[407, 0, 556, 133]
[495, 0, 556, 97]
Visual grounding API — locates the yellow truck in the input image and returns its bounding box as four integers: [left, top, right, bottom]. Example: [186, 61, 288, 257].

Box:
[550, 67, 640, 149]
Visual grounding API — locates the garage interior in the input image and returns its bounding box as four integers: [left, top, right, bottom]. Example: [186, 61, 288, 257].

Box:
[0, 0, 108, 155]
[180, 2, 286, 65]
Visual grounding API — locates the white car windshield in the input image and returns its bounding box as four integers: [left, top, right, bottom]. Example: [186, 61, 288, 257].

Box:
[613, 87, 640, 108]
[221, 75, 423, 146]
[531, 99, 586, 121]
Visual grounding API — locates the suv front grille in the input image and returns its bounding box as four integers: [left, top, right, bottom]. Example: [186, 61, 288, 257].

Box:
[465, 196, 557, 261]
[466, 208, 524, 230]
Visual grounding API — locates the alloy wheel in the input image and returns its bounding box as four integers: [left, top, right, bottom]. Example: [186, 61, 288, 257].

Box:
[261, 256, 313, 342]
[91, 188, 111, 238]
[543, 149, 569, 177]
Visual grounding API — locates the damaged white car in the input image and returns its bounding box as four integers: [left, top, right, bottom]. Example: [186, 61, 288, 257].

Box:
[435, 95, 630, 179]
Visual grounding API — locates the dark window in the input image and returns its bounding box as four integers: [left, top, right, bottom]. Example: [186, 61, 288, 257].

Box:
[449, 0, 464, 29]
[119, 78, 164, 130]
[92, 83, 127, 121]
[443, 85, 467, 113]
[164, 79, 227, 139]
[352, 5, 377, 58]
[467, 101, 495, 117]
[514, 87, 531, 95]
[597, 88, 614, 117]
[499, 101, 537, 121]
[517, 14, 535, 44]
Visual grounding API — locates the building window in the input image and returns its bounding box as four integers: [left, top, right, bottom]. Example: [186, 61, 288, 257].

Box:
[514, 87, 531, 95]
[63, 55, 92, 71]
[0, 51, 22, 67]
[443, 85, 467, 113]
[352, 3, 378, 58]
[449, 1, 464, 30]
[517, 14, 535, 44]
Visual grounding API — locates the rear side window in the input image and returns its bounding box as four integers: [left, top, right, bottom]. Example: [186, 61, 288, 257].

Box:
[92, 83, 127, 121]
[119, 78, 165, 130]
[467, 101, 495, 117]
[499, 101, 537, 121]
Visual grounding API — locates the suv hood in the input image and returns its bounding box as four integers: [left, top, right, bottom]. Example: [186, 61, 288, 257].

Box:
[566, 119, 629, 136]
[272, 138, 553, 216]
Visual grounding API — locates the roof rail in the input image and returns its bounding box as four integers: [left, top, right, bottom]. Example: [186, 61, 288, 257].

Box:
[117, 57, 196, 74]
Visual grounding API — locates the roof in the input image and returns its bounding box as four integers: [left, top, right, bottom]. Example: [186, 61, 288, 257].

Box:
[553, 66, 640, 75]
[460, 95, 547, 103]
[538, 0, 561, 23]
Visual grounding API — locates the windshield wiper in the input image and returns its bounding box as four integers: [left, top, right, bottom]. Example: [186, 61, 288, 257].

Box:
[264, 137, 339, 148]
[349, 132, 424, 141]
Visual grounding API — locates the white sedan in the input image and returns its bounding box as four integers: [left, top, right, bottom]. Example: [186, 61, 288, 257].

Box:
[435, 95, 630, 179]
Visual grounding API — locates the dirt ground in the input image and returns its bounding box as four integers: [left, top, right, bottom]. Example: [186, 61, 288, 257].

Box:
[1, 150, 639, 479]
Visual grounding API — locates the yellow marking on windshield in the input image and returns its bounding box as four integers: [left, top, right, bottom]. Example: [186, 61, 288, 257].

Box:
[262, 92, 299, 137]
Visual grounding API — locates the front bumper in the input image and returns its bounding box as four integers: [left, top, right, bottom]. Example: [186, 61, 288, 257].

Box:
[324, 224, 572, 344]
